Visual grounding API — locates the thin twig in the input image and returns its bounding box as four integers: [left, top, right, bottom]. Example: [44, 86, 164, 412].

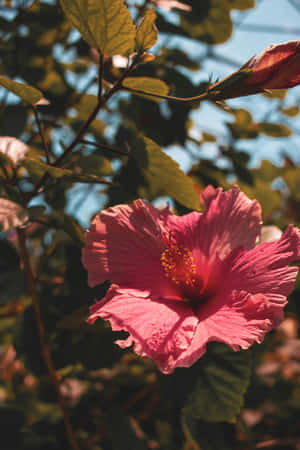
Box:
[55, 54, 140, 167]
[32, 106, 51, 164]
[79, 139, 129, 156]
[26, 55, 140, 204]
[98, 52, 104, 101]
[17, 228, 81, 450]
[120, 85, 209, 102]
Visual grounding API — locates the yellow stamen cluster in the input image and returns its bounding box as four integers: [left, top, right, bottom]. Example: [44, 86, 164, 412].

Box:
[160, 244, 197, 287]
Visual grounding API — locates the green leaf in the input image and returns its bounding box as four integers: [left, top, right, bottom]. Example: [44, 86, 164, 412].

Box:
[202, 132, 217, 142]
[0, 240, 26, 304]
[279, 105, 299, 117]
[60, 0, 136, 56]
[122, 77, 169, 102]
[282, 168, 300, 201]
[0, 75, 43, 105]
[73, 153, 113, 177]
[227, 108, 258, 140]
[184, 343, 251, 423]
[180, 0, 233, 45]
[132, 136, 200, 210]
[0, 198, 28, 232]
[229, 0, 255, 10]
[136, 8, 158, 53]
[253, 160, 280, 183]
[258, 122, 292, 138]
[23, 157, 110, 184]
[50, 211, 85, 245]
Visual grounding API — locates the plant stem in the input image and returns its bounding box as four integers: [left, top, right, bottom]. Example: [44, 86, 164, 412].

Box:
[26, 55, 140, 204]
[32, 106, 51, 164]
[98, 52, 104, 101]
[17, 228, 81, 450]
[120, 85, 210, 102]
[79, 139, 129, 157]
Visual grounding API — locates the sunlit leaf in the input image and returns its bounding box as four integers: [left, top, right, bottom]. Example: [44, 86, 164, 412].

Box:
[258, 122, 292, 138]
[60, 0, 136, 56]
[283, 168, 300, 201]
[23, 157, 110, 184]
[229, 0, 255, 10]
[132, 136, 200, 210]
[279, 105, 299, 117]
[122, 77, 169, 102]
[0, 75, 43, 105]
[0, 199, 28, 231]
[136, 8, 158, 53]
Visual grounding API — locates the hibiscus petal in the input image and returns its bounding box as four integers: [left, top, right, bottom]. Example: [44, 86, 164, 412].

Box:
[230, 224, 300, 299]
[168, 185, 262, 262]
[175, 289, 283, 368]
[87, 285, 199, 374]
[82, 200, 179, 297]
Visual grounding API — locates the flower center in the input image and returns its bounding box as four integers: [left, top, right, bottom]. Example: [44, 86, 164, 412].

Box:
[160, 243, 197, 289]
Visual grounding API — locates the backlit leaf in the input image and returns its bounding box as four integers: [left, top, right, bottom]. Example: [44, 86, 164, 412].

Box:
[23, 157, 110, 184]
[122, 77, 169, 102]
[0, 75, 43, 105]
[258, 122, 292, 138]
[136, 8, 158, 53]
[60, 0, 136, 56]
[132, 136, 200, 210]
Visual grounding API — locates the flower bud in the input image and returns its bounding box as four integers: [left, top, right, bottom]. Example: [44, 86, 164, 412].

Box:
[245, 40, 300, 89]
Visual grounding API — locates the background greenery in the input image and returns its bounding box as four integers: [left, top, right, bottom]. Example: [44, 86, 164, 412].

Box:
[0, 1, 299, 449]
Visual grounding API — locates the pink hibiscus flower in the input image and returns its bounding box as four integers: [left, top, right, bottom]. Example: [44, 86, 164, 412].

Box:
[82, 186, 300, 374]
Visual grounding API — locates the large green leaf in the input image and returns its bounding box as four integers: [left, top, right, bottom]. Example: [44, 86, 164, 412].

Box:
[132, 136, 200, 210]
[0, 75, 43, 105]
[184, 343, 251, 423]
[136, 8, 158, 53]
[122, 77, 169, 102]
[60, 0, 136, 56]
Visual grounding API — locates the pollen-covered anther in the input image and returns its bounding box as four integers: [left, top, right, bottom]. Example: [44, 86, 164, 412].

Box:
[160, 244, 197, 287]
